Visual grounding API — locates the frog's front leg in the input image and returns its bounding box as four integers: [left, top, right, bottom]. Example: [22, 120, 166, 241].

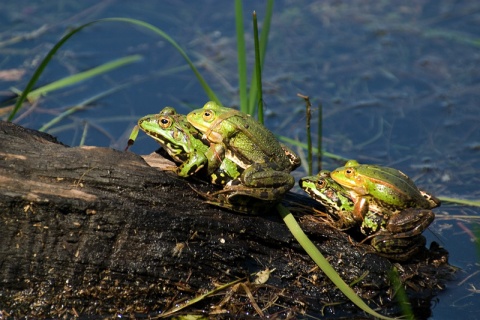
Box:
[177, 143, 224, 178]
[360, 210, 389, 236]
[352, 196, 370, 223]
[176, 151, 209, 177]
[204, 142, 226, 175]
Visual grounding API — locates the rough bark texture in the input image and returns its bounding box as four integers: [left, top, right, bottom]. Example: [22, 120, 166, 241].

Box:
[0, 120, 454, 318]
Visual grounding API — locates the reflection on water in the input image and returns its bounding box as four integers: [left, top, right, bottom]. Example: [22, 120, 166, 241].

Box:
[1, 0, 479, 318]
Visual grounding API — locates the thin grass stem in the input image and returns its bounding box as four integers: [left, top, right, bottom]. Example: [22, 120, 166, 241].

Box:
[235, 0, 248, 113]
[438, 197, 480, 207]
[252, 11, 263, 124]
[389, 268, 414, 320]
[277, 204, 398, 320]
[39, 83, 131, 132]
[248, 0, 273, 115]
[8, 17, 220, 121]
[79, 122, 89, 147]
[278, 135, 348, 162]
[26, 55, 142, 102]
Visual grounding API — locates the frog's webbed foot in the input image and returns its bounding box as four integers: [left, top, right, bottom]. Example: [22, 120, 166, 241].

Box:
[187, 183, 215, 199]
[363, 231, 427, 261]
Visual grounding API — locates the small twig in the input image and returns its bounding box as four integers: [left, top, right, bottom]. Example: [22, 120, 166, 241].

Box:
[0, 25, 50, 48]
[457, 221, 478, 242]
[240, 283, 265, 317]
[317, 100, 323, 172]
[297, 93, 312, 175]
[458, 269, 480, 286]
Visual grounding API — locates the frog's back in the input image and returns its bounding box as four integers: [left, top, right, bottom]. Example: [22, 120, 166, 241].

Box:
[363, 165, 432, 208]
[226, 116, 292, 169]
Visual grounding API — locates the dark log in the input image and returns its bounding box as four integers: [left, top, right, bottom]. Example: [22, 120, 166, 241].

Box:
[0, 120, 454, 318]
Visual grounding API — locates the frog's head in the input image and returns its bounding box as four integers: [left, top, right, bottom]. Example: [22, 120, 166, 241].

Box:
[186, 101, 227, 143]
[300, 170, 353, 213]
[330, 160, 367, 195]
[139, 107, 195, 154]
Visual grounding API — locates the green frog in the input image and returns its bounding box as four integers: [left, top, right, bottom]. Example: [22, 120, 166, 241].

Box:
[299, 170, 357, 229]
[186, 101, 300, 211]
[330, 160, 440, 222]
[126, 107, 241, 185]
[299, 170, 435, 260]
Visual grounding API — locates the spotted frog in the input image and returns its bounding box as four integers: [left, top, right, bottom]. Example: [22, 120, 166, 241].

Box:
[186, 101, 300, 211]
[126, 107, 241, 185]
[300, 170, 436, 260]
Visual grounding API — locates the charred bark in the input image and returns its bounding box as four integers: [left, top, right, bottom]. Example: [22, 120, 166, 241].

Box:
[0, 120, 454, 318]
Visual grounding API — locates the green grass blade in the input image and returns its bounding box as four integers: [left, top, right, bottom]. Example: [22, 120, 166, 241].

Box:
[8, 20, 98, 121]
[39, 105, 88, 132]
[438, 196, 480, 207]
[235, 0, 248, 113]
[248, 0, 273, 115]
[424, 29, 480, 47]
[252, 11, 263, 124]
[278, 135, 348, 162]
[102, 18, 221, 104]
[277, 204, 399, 320]
[26, 55, 142, 101]
[8, 17, 220, 121]
[389, 268, 414, 320]
[39, 83, 131, 132]
[259, 0, 273, 69]
[79, 122, 89, 147]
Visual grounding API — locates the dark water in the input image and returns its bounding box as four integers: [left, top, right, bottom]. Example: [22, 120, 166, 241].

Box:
[2, 0, 479, 318]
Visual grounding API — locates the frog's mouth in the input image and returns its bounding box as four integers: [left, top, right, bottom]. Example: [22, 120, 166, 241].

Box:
[186, 112, 207, 129]
[187, 112, 223, 143]
[201, 132, 222, 143]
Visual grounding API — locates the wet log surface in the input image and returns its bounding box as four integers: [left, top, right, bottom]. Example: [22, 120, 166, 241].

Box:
[0, 120, 455, 318]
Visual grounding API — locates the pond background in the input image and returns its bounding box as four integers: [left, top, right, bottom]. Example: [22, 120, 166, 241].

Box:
[1, 0, 479, 318]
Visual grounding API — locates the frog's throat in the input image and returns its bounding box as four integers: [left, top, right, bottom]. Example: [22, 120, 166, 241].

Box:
[202, 131, 223, 143]
[204, 109, 239, 143]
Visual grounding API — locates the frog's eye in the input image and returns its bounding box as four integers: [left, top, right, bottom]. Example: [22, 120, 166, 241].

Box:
[203, 110, 215, 122]
[316, 179, 326, 188]
[159, 117, 171, 128]
[345, 168, 355, 176]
